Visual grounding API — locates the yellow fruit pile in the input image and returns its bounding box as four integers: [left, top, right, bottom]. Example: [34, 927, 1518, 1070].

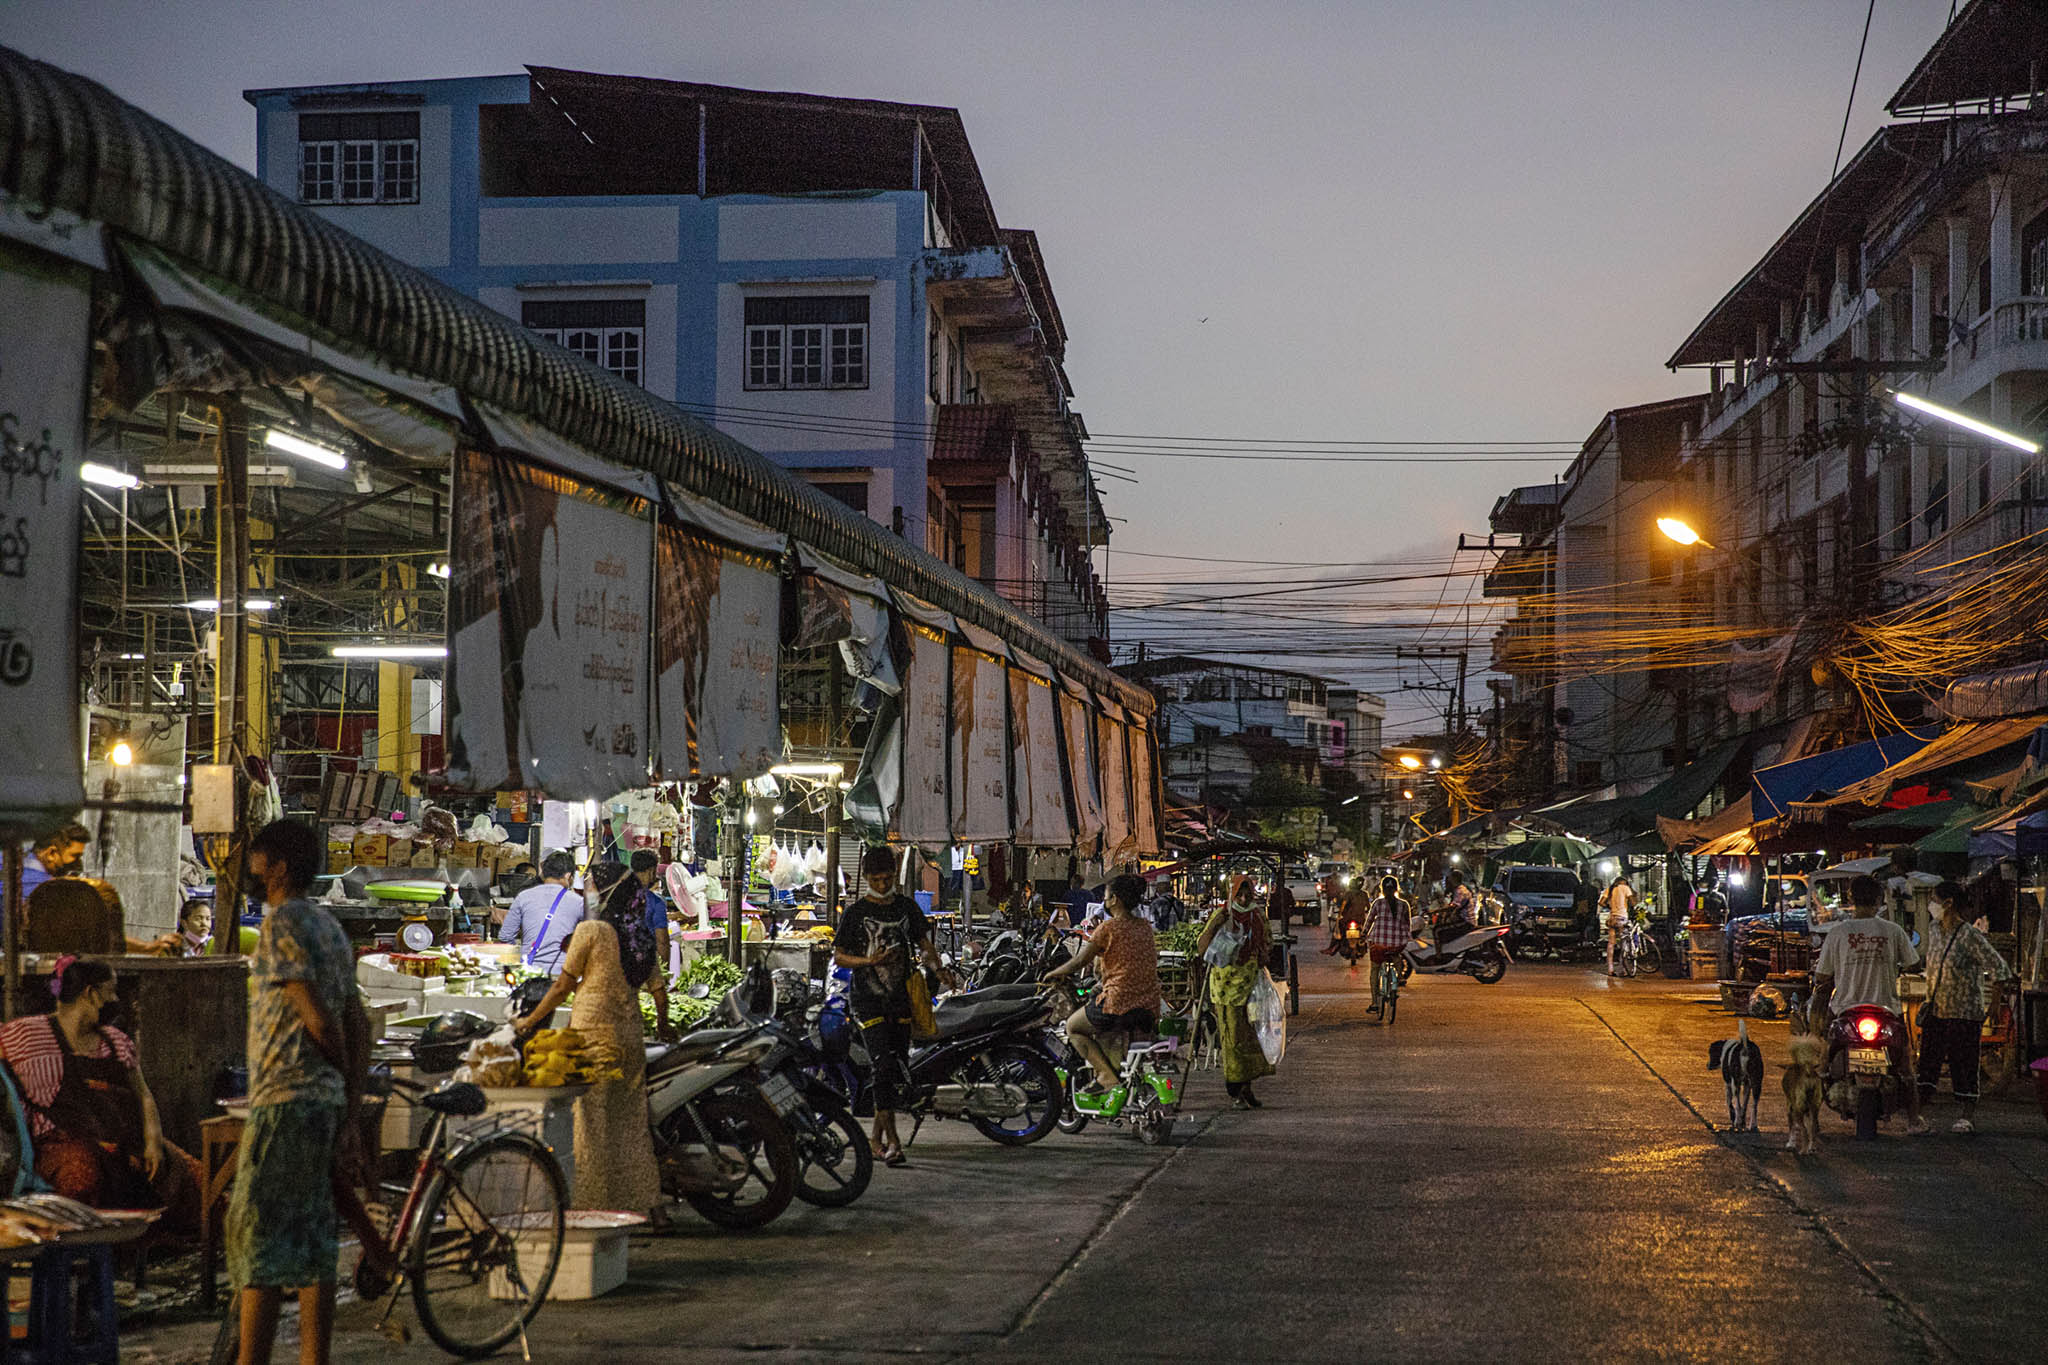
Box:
[521, 1028, 625, 1087]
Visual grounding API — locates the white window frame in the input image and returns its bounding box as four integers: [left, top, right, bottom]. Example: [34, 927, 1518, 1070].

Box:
[527, 324, 644, 387]
[299, 141, 337, 204]
[298, 116, 420, 206]
[743, 321, 869, 391]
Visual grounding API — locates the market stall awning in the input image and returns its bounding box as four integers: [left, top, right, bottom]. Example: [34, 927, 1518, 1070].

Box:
[1540, 735, 1754, 841]
[1913, 803, 1993, 857]
[1749, 727, 1938, 823]
[1785, 716, 2048, 822]
[1968, 786, 2048, 859]
[1657, 793, 1754, 854]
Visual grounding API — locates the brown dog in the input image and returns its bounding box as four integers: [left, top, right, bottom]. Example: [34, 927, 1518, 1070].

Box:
[1782, 1024, 1824, 1156]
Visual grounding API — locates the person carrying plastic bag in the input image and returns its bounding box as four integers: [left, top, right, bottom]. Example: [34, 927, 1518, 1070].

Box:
[1196, 876, 1276, 1110]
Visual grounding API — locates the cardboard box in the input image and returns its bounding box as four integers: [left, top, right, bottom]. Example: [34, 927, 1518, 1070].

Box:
[327, 839, 353, 875]
[352, 833, 389, 866]
[385, 837, 414, 868]
[410, 846, 438, 869]
[450, 840, 481, 869]
[495, 843, 526, 875]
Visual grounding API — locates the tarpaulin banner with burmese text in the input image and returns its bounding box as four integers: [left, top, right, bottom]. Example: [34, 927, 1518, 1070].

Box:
[0, 245, 90, 828]
[447, 449, 652, 797]
[1097, 709, 1135, 863]
[1129, 716, 1161, 856]
[1056, 682, 1105, 856]
[1008, 662, 1072, 848]
[655, 525, 780, 780]
[894, 626, 952, 845]
[949, 641, 1010, 844]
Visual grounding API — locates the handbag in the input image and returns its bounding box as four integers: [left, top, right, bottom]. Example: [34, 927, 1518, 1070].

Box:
[905, 965, 938, 1039]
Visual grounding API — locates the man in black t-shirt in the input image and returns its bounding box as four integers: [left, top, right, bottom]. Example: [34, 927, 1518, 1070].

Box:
[834, 848, 949, 1167]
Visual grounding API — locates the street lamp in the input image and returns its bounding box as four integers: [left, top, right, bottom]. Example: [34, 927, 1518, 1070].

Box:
[1891, 390, 2040, 454]
[1397, 755, 1422, 770]
[1656, 516, 1713, 549]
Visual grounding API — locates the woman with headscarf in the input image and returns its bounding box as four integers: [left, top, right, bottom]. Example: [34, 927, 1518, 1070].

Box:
[512, 861, 662, 1215]
[1195, 874, 1276, 1109]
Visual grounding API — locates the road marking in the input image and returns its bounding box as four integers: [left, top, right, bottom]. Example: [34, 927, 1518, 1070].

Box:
[1577, 996, 1960, 1363]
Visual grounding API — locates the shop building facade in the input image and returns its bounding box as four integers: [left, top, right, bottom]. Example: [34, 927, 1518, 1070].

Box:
[243, 66, 1111, 651]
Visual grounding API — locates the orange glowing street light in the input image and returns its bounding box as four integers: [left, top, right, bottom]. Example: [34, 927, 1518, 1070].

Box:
[1656, 516, 1713, 550]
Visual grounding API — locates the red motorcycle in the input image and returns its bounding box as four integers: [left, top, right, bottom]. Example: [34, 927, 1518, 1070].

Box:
[1823, 1004, 1913, 1140]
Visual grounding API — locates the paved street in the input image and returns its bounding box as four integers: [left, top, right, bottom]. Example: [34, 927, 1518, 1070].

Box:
[132, 934, 2048, 1364]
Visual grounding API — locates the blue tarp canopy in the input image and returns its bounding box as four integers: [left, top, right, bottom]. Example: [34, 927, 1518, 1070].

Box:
[1750, 727, 1939, 823]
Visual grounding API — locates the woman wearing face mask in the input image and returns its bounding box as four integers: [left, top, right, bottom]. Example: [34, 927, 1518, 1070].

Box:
[0, 957, 202, 1230]
[833, 847, 952, 1166]
[512, 862, 664, 1215]
[1195, 875, 1275, 1109]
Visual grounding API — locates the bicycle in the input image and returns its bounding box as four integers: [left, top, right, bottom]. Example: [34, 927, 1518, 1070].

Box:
[1376, 954, 1403, 1024]
[213, 1071, 566, 1362]
[1613, 918, 1662, 979]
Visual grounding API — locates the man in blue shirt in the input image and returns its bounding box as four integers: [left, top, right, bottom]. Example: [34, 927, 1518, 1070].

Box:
[631, 850, 673, 982]
[19, 824, 89, 900]
[496, 851, 581, 974]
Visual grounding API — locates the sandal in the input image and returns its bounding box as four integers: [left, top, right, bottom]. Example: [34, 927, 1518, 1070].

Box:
[882, 1146, 910, 1167]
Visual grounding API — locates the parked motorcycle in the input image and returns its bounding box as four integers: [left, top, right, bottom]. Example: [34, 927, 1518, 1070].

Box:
[644, 995, 802, 1229]
[1403, 919, 1512, 984]
[1822, 1003, 1914, 1140]
[815, 982, 1063, 1146]
[722, 966, 873, 1208]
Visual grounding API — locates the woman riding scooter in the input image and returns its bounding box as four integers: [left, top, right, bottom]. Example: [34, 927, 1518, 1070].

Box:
[1042, 874, 1159, 1096]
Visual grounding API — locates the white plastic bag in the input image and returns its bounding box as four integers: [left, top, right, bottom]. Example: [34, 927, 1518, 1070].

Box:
[1202, 920, 1246, 967]
[1248, 967, 1287, 1065]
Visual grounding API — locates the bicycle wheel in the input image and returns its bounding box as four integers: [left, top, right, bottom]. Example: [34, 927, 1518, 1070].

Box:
[408, 1131, 564, 1360]
[1634, 934, 1663, 979]
[793, 1095, 873, 1208]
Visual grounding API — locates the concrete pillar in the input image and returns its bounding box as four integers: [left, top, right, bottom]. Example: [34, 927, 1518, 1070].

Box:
[1834, 244, 1855, 317]
[1910, 441, 1931, 546]
[1990, 173, 2018, 312]
[1910, 250, 1934, 355]
[1779, 298, 1797, 348]
[1948, 214, 1975, 326]
[1754, 321, 1771, 376]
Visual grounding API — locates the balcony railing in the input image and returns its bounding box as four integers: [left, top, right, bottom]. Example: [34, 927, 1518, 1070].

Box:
[1996, 298, 2048, 345]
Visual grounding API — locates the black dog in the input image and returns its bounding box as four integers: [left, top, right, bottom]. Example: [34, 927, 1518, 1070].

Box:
[1707, 1019, 1763, 1131]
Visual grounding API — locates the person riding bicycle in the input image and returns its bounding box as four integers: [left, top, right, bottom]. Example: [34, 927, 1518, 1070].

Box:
[1043, 874, 1160, 1096]
[1362, 877, 1410, 1019]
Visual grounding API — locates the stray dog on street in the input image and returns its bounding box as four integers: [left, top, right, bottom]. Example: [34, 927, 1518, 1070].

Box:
[1708, 1019, 1764, 1131]
[1781, 1023, 1824, 1156]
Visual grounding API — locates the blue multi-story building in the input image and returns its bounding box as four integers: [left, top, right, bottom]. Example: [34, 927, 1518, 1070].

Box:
[244, 66, 1110, 649]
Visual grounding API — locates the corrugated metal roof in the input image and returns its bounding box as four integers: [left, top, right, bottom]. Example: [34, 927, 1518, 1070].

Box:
[0, 43, 1148, 713]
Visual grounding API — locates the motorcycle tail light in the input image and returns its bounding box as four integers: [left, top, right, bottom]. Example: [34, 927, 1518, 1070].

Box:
[1854, 1016, 1882, 1043]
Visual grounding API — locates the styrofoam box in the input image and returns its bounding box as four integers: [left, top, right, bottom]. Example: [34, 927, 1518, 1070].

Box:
[491, 1213, 643, 1301]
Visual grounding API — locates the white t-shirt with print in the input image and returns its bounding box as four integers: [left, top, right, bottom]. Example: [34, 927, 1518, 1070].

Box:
[1815, 914, 1919, 1013]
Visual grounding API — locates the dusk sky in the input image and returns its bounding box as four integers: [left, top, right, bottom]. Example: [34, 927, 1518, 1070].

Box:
[1, 1, 1958, 730]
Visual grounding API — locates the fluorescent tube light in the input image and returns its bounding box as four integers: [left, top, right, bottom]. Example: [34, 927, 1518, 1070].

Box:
[1892, 391, 2041, 454]
[184, 598, 276, 611]
[264, 428, 349, 470]
[330, 644, 447, 659]
[80, 462, 141, 490]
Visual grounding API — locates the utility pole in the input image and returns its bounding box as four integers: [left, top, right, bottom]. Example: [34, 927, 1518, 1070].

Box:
[211, 398, 251, 955]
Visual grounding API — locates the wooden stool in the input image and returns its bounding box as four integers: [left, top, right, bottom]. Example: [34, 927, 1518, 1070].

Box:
[197, 1114, 245, 1310]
